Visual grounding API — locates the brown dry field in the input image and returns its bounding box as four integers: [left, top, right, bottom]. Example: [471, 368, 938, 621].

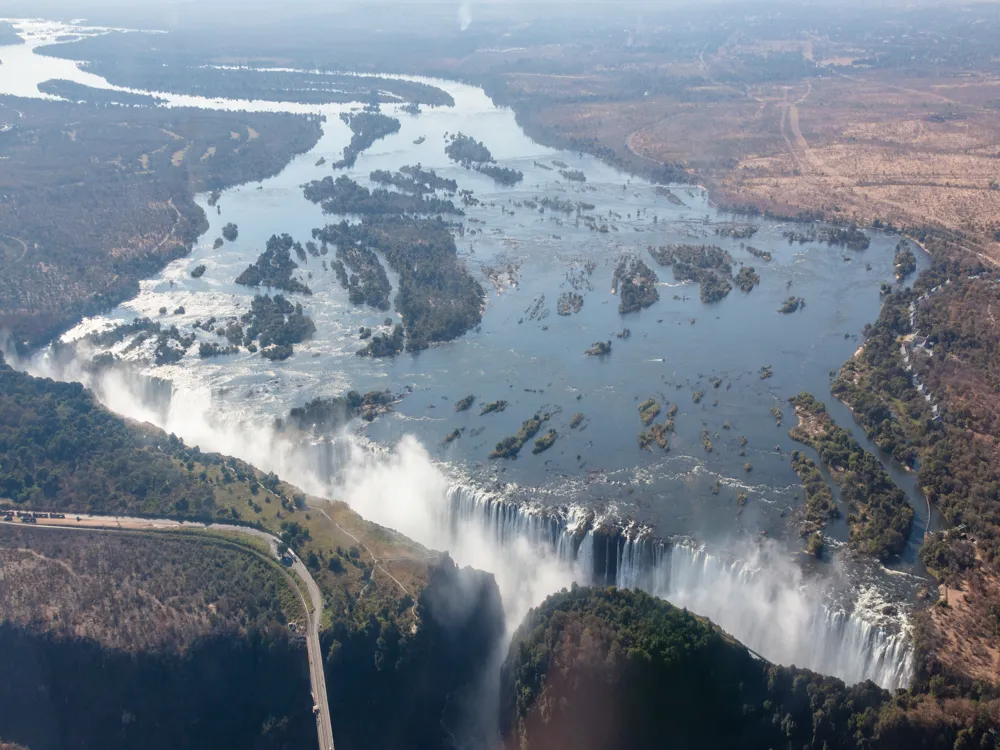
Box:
[635, 73, 1000, 261]
[512, 66, 1000, 263]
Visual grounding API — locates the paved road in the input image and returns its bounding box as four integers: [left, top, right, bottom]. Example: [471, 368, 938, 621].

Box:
[0, 513, 335, 750]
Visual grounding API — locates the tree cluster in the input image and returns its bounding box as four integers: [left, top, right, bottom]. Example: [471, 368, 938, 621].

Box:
[331, 112, 401, 169]
[283, 390, 394, 434]
[234, 233, 312, 295]
[239, 294, 316, 359]
[313, 217, 484, 351]
[789, 393, 914, 561]
[612, 255, 659, 313]
[648, 244, 734, 303]
[303, 174, 462, 216]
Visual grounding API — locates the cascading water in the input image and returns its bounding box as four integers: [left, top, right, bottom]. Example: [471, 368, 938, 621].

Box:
[441, 484, 914, 691]
[9, 351, 914, 692]
[638, 539, 914, 690]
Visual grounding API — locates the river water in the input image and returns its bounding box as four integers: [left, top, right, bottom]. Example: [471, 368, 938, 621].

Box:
[1, 19, 931, 689]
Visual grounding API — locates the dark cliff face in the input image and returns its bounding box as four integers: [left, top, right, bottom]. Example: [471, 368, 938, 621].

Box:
[325, 555, 505, 750]
[0, 626, 314, 750]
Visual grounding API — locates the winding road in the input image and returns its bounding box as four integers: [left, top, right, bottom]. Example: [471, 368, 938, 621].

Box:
[0, 512, 335, 750]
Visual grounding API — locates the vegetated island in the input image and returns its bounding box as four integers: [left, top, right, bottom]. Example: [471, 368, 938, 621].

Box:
[894, 239, 917, 281]
[357, 324, 405, 358]
[237, 294, 316, 361]
[783, 225, 871, 250]
[331, 111, 401, 169]
[648, 244, 733, 303]
[532, 429, 558, 454]
[444, 132, 524, 186]
[714, 223, 758, 239]
[370, 164, 458, 195]
[585, 341, 612, 356]
[778, 296, 805, 313]
[37, 79, 166, 107]
[455, 394, 476, 412]
[222, 222, 239, 242]
[789, 449, 840, 536]
[313, 217, 484, 351]
[323, 228, 392, 310]
[788, 393, 913, 561]
[235, 233, 312, 295]
[638, 421, 671, 451]
[654, 185, 685, 205]
[84, 317, 196, 366]
[611, 255, 659, 313]
[34, 36, 456, 107]
[480, 400, 507, 415]
[303, 174, 462, 216]
[734, 266, 760, 292]
[638, 398, 661, 425]
[280, 390, 394, 433]
[198, 341, 239, 358]
[556, 292, 584, 316]
[490, 413, 549, 458]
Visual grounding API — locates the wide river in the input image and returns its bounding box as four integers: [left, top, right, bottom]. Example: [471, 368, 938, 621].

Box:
[1, 19, 932, 689]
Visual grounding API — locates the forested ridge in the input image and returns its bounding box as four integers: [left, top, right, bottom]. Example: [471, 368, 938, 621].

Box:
[501, 587, 1000, 750]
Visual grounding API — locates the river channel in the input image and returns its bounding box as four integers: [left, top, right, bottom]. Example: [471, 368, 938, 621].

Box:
[1, 19, 932, 689]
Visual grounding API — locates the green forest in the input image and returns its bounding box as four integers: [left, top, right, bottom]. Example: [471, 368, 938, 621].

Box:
[501, 586, 999, 750]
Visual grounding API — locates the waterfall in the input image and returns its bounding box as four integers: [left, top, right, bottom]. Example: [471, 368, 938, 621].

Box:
[7, 343, 916, 692]
[639, 541, 914, 691]
[446, 484, 563, 549]
[575, 530, 594, 581]
[439, 486, 914, 691]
